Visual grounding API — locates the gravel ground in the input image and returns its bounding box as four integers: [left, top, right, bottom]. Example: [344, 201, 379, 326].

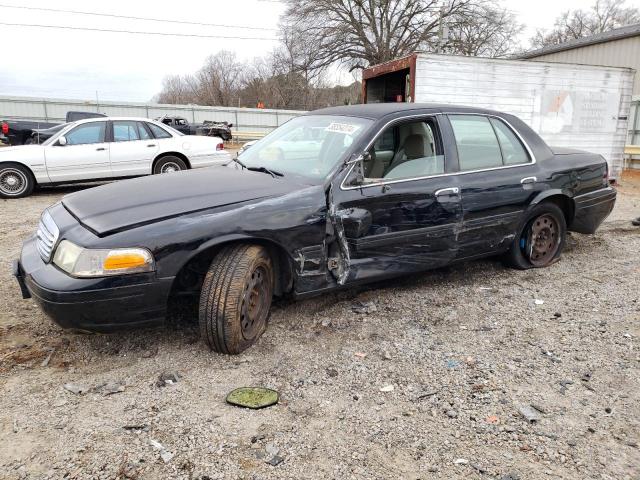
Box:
[0, 173, 638, 480]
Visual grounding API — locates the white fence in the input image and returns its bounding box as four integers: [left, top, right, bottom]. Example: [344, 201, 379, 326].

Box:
[0, 95, 306, 136]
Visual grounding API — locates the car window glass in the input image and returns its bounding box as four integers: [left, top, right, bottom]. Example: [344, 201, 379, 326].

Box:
[362, 119, 444, 181]
[147, 123, 172, 139]
[112, 121, 141, 142]
[449, 115, 502, 171]
[489, 118, 530, 165]
[136, 122, 152, 140]
[65, 122, 105, 145]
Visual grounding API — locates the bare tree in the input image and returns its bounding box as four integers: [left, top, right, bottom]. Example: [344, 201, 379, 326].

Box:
[193, 51, 245, 106]
[531, 0, 640, 49]
[447, 3, 523, 57]
[155, 75, 198, 104]
[281, 0, 477, 71]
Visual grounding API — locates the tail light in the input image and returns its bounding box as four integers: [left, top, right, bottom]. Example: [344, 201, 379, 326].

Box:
[1, 122, 8, 135]
[603, 161, 609, 185]
[216, 143, 224, 151]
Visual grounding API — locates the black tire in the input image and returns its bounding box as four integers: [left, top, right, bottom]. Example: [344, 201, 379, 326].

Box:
[199, 244, 274, 354]
[504, 202, 567, 270]
[0, 163, 35, 198]
[153, 156, 187, 174]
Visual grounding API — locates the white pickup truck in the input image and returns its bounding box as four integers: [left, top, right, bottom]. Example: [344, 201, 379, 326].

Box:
[0, 117, 231, 198]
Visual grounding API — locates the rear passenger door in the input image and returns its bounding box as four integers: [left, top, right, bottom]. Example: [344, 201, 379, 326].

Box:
[447, 114, 539, 259]
[109, 121, 158, 177]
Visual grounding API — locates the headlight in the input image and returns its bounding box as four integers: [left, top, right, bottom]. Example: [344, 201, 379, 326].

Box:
[52, 240, 154, 277]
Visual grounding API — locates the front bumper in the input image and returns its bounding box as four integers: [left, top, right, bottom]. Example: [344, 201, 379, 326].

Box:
[14, 236, 174, 333]
[570, 186, 616, 234]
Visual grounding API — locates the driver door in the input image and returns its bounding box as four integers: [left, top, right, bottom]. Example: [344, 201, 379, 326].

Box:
[329, 115, 462, 284]
[44, 121, 111, 182]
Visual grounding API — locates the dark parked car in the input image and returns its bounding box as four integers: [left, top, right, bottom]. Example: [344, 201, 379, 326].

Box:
[14, 104, 616, 354]
[156, 116, 233, 141]
[1, 111, 106, 145]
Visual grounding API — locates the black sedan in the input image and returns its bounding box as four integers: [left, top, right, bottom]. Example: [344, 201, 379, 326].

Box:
[14, 104, 616, 354]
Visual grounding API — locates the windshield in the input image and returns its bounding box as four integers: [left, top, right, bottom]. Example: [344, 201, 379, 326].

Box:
[237, 115, 373, 180]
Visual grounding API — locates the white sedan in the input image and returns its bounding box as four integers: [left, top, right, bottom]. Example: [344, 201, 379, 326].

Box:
[0, 117, 231, 198]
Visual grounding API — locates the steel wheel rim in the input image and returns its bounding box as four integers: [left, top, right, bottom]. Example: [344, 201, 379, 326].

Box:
[527, 213, 560, 267]
[160, 162, 181, 173]
[240, 266, 270, 340]
[0, 168, 27, 196]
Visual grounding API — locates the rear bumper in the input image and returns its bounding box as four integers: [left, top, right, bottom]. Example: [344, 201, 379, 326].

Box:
[14, 237, 174, 332]
[570, 186, 616, 234]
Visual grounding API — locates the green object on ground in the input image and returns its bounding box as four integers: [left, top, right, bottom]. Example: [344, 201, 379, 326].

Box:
[226, 387, 279, 409]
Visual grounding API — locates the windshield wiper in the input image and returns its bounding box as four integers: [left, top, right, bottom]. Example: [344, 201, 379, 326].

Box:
[229, 157, 283, 178]
[247, 166, 284, 178]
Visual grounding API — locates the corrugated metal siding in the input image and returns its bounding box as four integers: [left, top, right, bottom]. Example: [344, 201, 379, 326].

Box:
[0, 96, 306, 134]
[414, 54, 634, 178]
[528, 36, 640, 95]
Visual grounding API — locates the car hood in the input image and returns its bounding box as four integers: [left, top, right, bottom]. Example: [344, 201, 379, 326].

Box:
[62, 166, 301, 236]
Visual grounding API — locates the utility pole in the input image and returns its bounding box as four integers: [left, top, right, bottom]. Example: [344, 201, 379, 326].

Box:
[437, 6, 449, 54]
[95, 90, 100, 113]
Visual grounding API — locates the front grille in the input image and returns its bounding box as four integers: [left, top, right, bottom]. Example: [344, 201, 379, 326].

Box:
[36, 209, 59, 262]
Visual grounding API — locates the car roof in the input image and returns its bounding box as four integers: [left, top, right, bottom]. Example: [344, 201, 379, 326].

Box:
[310, 103, 503, 119]
[73, 116, 160, 125]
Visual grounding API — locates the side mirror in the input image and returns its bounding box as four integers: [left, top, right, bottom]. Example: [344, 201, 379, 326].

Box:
[345, 151, 369, 185]
[58, 136, 67, 146]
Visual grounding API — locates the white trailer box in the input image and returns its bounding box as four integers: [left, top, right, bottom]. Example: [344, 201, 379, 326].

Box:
[362, 53, 635, 179]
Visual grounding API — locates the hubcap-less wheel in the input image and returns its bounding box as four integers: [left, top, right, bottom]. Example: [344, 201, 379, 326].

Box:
[527, 214, 560, 267]
[160, 161, 182, 173]
[240, 266, 271, 340]
[0, 168, 28, 196]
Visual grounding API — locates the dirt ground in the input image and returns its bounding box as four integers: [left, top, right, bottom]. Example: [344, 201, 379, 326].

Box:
[0, 173, 638, 480]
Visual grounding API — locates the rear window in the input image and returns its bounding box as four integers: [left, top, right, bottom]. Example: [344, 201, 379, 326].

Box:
[449, 115, 502, 171]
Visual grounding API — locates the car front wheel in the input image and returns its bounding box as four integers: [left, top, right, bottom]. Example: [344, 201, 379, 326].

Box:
[153, 156, 187, 174]
[0, 163, 35, 198]
[199, 244, 274, 354]
[504, 202, 567, 269]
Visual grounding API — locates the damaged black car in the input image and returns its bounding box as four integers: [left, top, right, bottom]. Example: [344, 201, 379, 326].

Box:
[14, 104, 616, 354]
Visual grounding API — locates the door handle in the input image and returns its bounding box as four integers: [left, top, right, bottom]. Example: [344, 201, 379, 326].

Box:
[147, 144, 156, 148]
[96, 147, 106, 151]
[520, 176, 537, 184]
[435, 187, 460, 197]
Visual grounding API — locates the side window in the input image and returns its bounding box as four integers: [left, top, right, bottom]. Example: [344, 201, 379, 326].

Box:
[112, 121, 141, 142]
[136, 122, 152, 140]
[363, 118, 444, 181]
[65, 122, 106, 145]
[449, 115, 502, 171]
[147, 123, 172, 139]
[489, 118, 530, 165]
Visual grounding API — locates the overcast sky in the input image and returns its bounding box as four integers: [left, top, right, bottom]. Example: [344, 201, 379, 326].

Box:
[0, 0, 638, 102]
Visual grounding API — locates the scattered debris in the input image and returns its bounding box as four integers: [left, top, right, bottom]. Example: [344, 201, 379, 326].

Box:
[446, 409, 458, 419]
[226, 387, 279, 409]
[95, 382, 125, 396]
[382, 350, 392, 360]
[156, 372, 180, 387]
[266, 455, 284, 466]
[40, 348, 55, 367]
[454, 458, 469, 465]
[12, 419, 18, 433]
[148, 439, 173, 463]
[485, 415, 500, 424]
[379, 385, 394, 393]
[265, 443, 279, 456]
[518, 405, 542, 424]
[123, 425, 149, 432]
[354, 352, 368, 359]
[351, 301, 377, 314]
[534, 299, 545, 305]
[63, 383, 89, 395]
[446, 359, 460, 369]
[414, 390, 439, 401]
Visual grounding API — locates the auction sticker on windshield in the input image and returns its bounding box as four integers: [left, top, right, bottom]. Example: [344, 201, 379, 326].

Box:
[325, 122, 361, 135]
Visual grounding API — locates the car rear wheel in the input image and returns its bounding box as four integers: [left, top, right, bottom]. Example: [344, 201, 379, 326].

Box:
[153, 156, 187, 174]
[199, 244, 274, 354]
[504, 202, 566, 269]
[0, 163, 35, 198]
